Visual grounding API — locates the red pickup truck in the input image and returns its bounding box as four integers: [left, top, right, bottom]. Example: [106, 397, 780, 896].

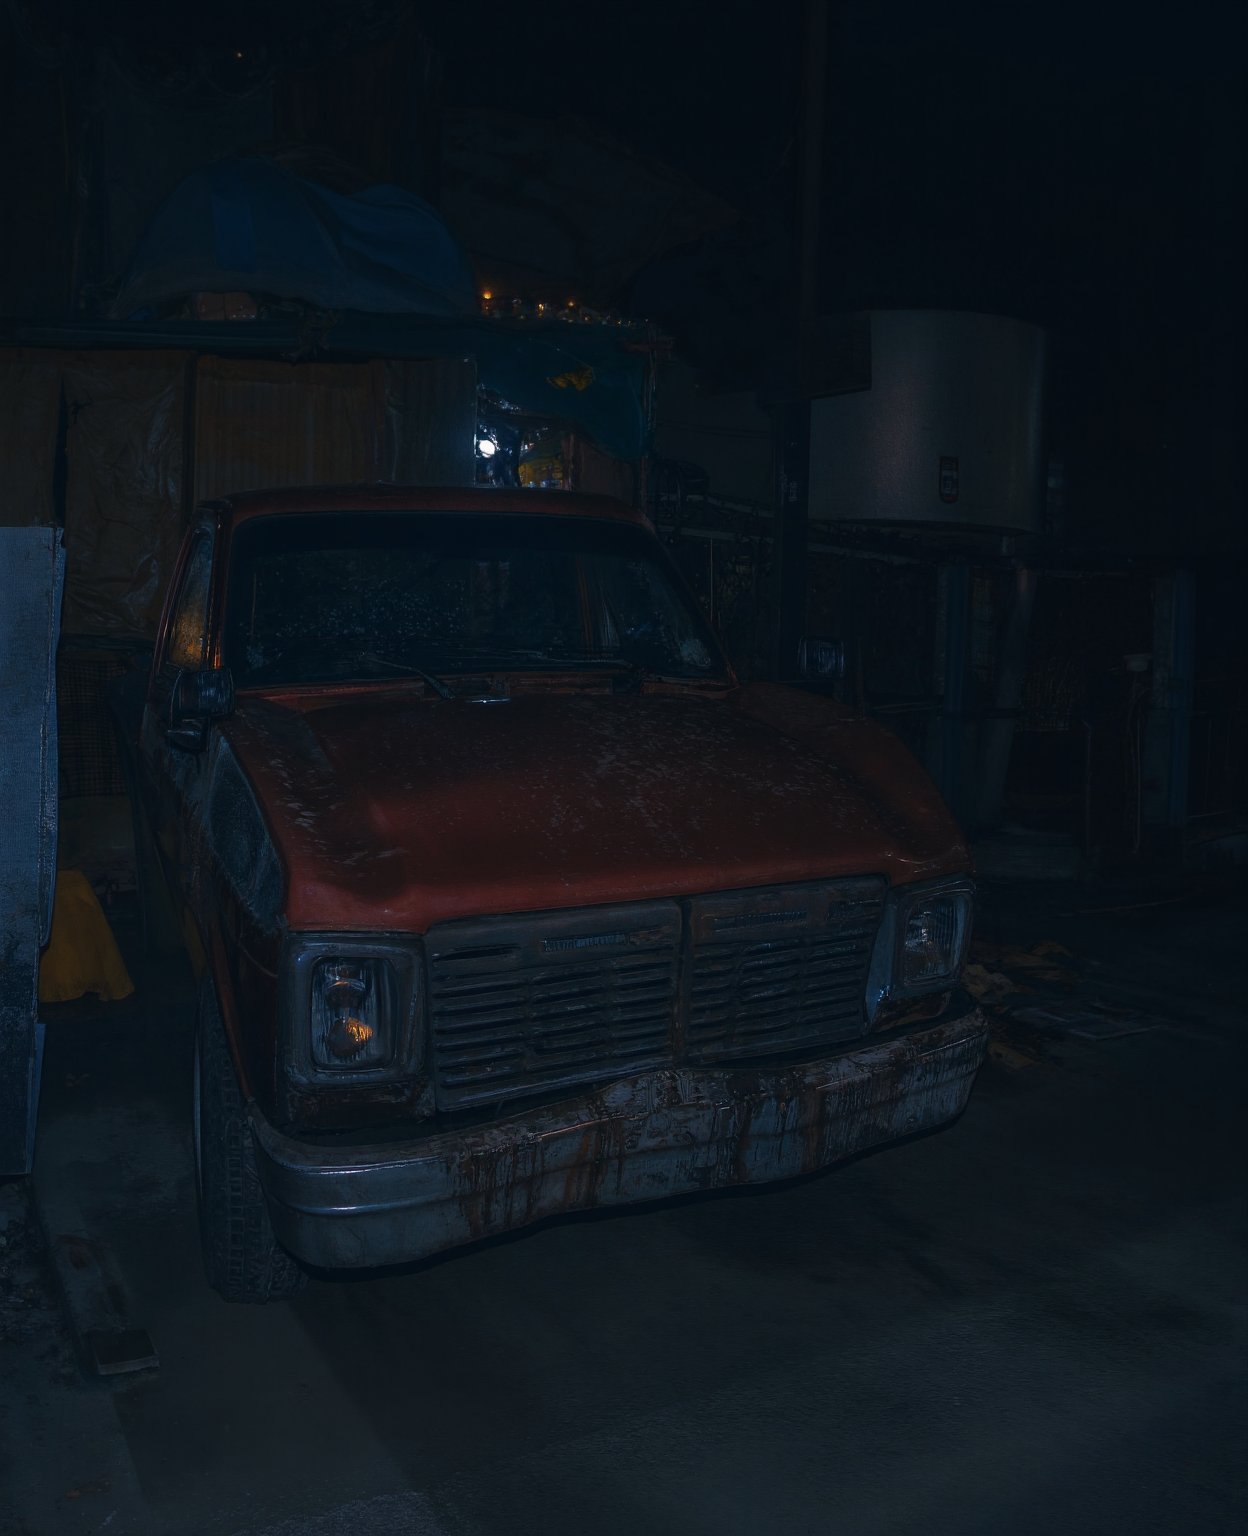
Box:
[125, 484, 987, 1302]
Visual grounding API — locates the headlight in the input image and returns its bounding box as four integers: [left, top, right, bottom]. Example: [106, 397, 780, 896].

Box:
[284, 936, 421, 1084]
[310, 957, 396, 1069]
[899, 889, 971, 987]
[865, 877, 973, 1019]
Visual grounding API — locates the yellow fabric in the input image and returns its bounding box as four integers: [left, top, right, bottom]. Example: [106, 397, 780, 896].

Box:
[38, 869, 135, 1004]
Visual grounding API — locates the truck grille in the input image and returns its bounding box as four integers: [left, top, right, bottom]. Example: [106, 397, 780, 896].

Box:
[425, 879, 886, 1111]
[686, 880, 886, 1061]
[427, 902, 680, 1108]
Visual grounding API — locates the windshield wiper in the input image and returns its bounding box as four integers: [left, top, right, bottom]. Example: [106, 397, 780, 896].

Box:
[436, 647, 655, 679]
[451, 651, 651, 673]
[357, 653, 456, 699]
[439, 646, 553, 664]
[541, 655, 664, 679]
[524, 656, 673, 693]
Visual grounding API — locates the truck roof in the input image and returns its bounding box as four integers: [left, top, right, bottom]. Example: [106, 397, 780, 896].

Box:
[214, 484, 652, 530]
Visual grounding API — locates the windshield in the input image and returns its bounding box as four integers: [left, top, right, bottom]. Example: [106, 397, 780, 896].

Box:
[224, 511, 726, 688]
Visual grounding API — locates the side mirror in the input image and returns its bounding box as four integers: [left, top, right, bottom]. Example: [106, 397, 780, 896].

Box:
[166, 667, 234, 751]
[797, 637, 846, 682]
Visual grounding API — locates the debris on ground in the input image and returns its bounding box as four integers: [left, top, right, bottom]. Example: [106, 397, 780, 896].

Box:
[964, 963, 1016, 1004]
[969, 929, 1178, 1065]
[984, 1013, 1052, 1070]
[987, 1038, 1042, 1071]
[966, 939, 1084, 1069]
[1012, 1000, 1166, 1040]
[62, 1478, 111, 1502]
[970, 940, 1080, 988]
[0, 1179, 75, 1374]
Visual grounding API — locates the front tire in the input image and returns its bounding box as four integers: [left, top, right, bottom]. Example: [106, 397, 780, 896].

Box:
[194, 979, 306, 1304]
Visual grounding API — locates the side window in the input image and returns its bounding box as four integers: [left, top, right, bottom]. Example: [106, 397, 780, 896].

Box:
[166, 535, 213, 672]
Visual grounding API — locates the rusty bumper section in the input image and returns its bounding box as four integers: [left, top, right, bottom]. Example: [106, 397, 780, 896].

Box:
[251, 1009, 988, 1270]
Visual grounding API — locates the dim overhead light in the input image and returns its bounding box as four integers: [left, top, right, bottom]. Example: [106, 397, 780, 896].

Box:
[481, 290, 493, 301]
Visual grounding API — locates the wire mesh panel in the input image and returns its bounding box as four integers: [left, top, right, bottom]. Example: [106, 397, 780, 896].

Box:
[57, 644, 134, 798]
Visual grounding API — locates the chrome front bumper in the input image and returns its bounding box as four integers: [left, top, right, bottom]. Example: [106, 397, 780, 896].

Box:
[250, 1007, 989, 1271]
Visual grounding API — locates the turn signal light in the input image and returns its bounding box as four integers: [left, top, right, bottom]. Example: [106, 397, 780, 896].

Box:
[326, 1015, 376, 1059]
[310, 957, 394, 1070]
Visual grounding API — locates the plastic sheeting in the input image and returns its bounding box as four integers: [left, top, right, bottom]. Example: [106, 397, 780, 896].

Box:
[2, 336, 634, 639]
[12, 313, 654, 461]
[0, 348, 477, 638]
[282, 314, 650, 462]
[384, 358, 477, 487]
[111, 156, 477, 322]
[573, 437, 640, 505]
[192, 355, 476, 503]
[193, 357, 387, 505]
[61, 351, 191, 637]
[0, 350, 62, 527]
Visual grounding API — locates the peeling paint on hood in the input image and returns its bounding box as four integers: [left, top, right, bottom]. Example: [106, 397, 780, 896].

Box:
[223, 682, 969, 932]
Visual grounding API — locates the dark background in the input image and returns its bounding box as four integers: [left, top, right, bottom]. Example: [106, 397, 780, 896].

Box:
[431, 1, 1244, 560]
[3, 0, 1245, 619]
[5, 0, 1244, 561]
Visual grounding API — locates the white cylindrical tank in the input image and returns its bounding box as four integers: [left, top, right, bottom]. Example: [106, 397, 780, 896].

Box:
[807, 310, 1046, 532]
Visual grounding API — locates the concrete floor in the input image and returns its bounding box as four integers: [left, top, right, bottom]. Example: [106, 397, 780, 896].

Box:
[2, 881, 1245, 1536]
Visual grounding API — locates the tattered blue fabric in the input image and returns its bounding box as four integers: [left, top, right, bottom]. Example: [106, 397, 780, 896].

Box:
[112, 156, 478, 321]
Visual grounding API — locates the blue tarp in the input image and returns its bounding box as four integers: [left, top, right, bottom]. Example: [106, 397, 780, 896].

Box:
[98, 156, 653, 457]
[111, 157, 478, 322]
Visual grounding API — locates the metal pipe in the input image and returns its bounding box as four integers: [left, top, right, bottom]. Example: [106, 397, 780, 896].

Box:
[974, 565, 1037, 832]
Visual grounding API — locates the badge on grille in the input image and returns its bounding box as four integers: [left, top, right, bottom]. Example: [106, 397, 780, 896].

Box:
[542, 926, 669, 953]
[712, 909, 807, 932]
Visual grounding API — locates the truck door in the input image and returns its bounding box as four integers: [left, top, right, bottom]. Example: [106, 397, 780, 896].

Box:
[139, 524, 216, 909]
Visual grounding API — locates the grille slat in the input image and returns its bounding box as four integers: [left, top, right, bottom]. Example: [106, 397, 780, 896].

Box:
[684, 881, 885, 1062]
[426, 879, 886, 1109]
[427, 901, 680, 1108]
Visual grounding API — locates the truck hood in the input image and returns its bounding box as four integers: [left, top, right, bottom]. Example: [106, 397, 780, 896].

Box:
[224, 683, 968, 931]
